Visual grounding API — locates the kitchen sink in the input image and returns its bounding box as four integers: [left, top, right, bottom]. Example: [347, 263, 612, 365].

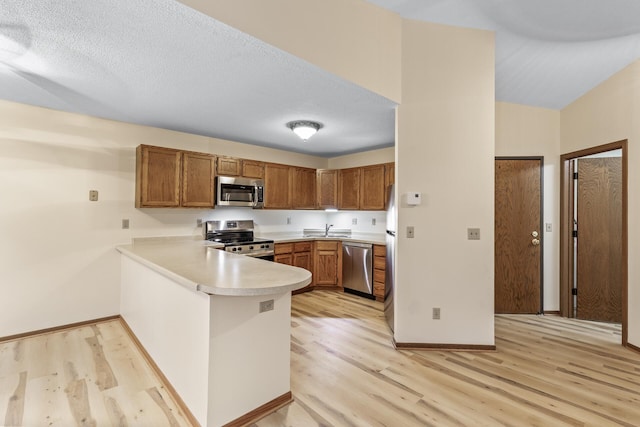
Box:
[302, 228, 352, 239]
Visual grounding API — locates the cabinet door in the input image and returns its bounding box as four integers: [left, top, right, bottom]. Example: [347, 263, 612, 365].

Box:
[182, 152, 216, 207]
[136, 145, 181, 207]
[338, 167, 360, 210]
[264, 163, 292, 209]
[217, 156, 241, 176]
[317, 169, 338, 209]
[293, 251, 312, 271]
[385, 162, 395, 188]
[314, 241, 341, 286]
[360, 164, 386, 210]
[292, 167, 317, 209]
[274, 254, 293, 265]
[242, 160, 265, 179]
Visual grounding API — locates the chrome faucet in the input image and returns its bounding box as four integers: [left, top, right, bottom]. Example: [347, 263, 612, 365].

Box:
[325, 223, 334, 237]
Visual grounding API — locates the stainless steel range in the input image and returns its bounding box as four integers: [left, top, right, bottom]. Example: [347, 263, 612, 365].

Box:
[203, 220, 274, 260]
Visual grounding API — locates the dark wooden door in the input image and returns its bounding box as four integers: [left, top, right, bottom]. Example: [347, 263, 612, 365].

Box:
[576, 157, 622, 322]
[495, 159, 542, 314]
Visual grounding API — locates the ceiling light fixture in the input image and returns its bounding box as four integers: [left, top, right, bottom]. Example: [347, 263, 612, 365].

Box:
[287, 120, 322, 142]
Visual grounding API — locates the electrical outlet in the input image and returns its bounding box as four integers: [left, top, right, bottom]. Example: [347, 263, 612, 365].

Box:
[433, 307, 441, 320]
[197, 218, 203, 227]
[467, 228, 480, 240]
[546, 223, 552, 232]
[89, 190, 98, 201]
[259, 299, 274, 313]
[406, 226, 415, 238]
[372, 218, 376, 226]
[352, 218, 358, 225]
[122, 219, 130, 229]
[286, 216, 292, 225]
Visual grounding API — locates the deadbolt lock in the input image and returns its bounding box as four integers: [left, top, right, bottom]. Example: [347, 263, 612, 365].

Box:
[532, 231, 539, 238]
[532, 238, 540, 246]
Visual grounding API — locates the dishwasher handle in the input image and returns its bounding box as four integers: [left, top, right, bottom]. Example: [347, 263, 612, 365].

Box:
[342, 242, 373, 249]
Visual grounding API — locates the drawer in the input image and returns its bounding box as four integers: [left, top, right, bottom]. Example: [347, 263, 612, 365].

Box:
[294, 241, 312, 252]
[373, 245, 386, 257]
[374, 269, 385, 283]
[274, 243, 293, 254]
[316, 241, 339, 251]
[374, 256, 386, 270]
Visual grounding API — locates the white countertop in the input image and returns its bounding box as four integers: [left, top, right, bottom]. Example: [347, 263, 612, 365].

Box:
[258, 232, 386, 245]
[117, 237, 311, 296]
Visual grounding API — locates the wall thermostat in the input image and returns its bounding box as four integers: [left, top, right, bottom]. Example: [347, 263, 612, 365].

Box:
[405, 192, 421, 206]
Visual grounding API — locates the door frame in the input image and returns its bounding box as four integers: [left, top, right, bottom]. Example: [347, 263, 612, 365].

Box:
[560, 140, 628, 345]
[495, 156, 545, 314]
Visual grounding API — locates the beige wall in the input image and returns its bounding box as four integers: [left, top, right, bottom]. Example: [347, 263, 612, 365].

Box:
[328, 146, 394, 169]
[560, 60, 640, 347]
[178, 0, 402, 103]
[495, 102, 561, 311]
[0, 100, 336, 337]
[394, 20, 495, 345]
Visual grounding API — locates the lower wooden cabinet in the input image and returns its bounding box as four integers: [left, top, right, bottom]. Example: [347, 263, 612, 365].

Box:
[314, 240, 342, 288]
[373, 244, 386, 301]
[275, 241, 314, 294]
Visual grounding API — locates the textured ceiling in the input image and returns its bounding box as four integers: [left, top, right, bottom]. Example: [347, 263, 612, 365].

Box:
[2, 1, 640, 157]
[367, 0, 640, 109]
[0, 0, 396, 157]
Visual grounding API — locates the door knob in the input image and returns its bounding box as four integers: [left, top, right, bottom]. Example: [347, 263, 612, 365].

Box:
[532, 231, 539, 238]
[532, 238, 540, 246]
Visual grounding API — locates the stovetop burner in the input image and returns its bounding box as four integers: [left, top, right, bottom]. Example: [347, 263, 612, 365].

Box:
[203, 220, 274, 258]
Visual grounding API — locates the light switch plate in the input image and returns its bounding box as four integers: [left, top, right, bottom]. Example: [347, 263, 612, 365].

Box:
[546, 223, 552, 232]
[89, 190, 98, 201]
[122, 219, 130, 229]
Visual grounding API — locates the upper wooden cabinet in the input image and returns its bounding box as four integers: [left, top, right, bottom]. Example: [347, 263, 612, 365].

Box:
[136, 145, 215, 208]
[360, 164, 386, 210]
[242, 160, 265, 179]
[291, 167, 317, 209]
[338, 167, 361, 210]
[217, 156, 241, 176]
[264, 163, 292, 209]
[217, 156, 265, 179]
[317, 169, 338, 209]
[182, 151, 216, 207]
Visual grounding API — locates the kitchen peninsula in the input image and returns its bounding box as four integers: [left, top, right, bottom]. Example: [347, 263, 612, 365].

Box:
[117, 237, 311, 427]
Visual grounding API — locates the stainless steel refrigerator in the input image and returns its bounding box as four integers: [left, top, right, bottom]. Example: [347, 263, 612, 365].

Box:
[384, 184, 396, 332]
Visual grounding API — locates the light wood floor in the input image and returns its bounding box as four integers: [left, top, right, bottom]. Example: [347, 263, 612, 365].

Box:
[0, 319, 192, 427]
[2, 292, 639, 426]
[256, 291, 640, 427]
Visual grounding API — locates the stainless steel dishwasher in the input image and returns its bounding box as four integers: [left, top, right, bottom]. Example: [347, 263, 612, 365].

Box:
[342, 242, 374, 299]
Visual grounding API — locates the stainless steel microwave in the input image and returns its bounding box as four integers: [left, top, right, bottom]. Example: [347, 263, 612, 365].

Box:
[216, 176, 264, 208]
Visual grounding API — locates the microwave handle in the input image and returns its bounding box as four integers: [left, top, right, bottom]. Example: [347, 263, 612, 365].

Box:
[253, 185, 258, 207]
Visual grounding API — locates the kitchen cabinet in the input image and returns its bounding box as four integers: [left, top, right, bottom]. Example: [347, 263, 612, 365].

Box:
[136, 145, 215, 208]
[242, 160, 265, 179]
[384, 162, 395, 208]
[314, 240, 342, 288]
[264, 163, 292, 209]
[338, 167, 361, 210]
[293, 242, 314, 293]
[274, 243, 294, 265]
[217, 156, 241, 176]
[373, 244, 386, 301]
[360, 164, 386, 210]
[317, 169, 338, 209]
[291, 167, 317, 209]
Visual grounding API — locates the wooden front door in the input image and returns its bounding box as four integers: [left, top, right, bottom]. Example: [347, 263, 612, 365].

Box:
[495, 158, 542, 314]
[575, 157, 623, 322]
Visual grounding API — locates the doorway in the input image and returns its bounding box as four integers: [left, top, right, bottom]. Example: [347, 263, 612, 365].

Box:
[495, 157, 543, 314]
[560, 140, 628, 345]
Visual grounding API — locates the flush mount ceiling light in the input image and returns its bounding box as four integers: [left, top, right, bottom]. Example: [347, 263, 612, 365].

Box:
[287, 120, 323, 142]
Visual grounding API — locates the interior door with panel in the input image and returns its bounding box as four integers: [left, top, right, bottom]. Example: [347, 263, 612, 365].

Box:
[494, 158, 543, 314]
[575, 157, 622, 323]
